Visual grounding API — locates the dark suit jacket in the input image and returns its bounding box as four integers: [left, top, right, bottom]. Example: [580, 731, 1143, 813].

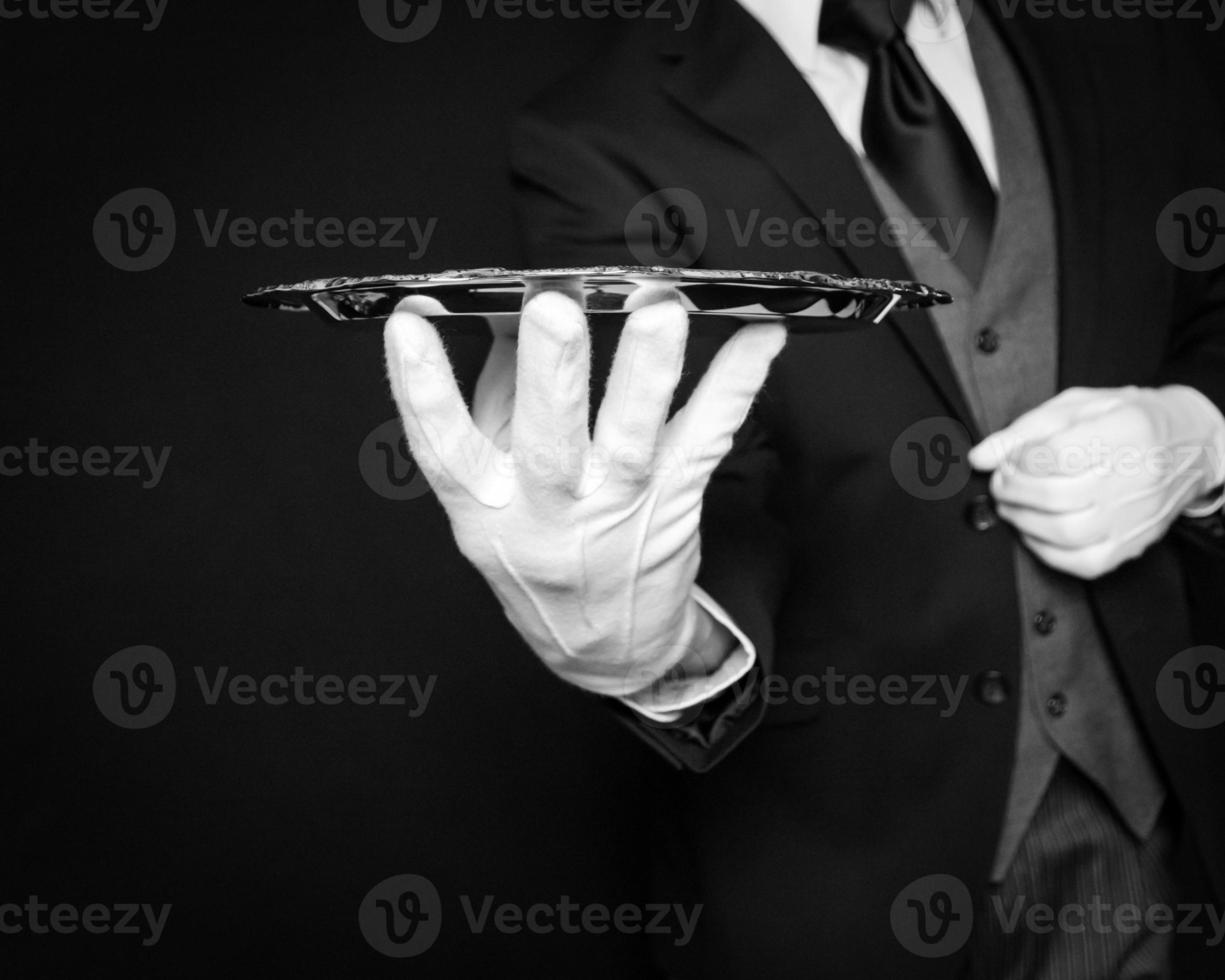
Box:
[509, 2, 1225, 975]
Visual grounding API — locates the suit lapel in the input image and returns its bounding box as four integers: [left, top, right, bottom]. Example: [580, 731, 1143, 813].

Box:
[657, 0, 980, 430]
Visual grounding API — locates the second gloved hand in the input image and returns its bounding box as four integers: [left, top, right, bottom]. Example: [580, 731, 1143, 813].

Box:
[969, 385, 1225, 579]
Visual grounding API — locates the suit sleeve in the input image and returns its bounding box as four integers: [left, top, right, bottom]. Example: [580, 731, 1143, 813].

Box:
[1147, 28, 1225, 642]
[509, 111, 791, 771]
[1148, 31, 1225, 557]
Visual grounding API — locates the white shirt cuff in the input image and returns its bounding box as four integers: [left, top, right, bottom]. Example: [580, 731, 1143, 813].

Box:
[616, 584, 757, 724]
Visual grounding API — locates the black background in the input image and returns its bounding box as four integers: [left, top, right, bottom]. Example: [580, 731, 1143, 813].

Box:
[2, 2, 663, 976]
[2, 1, 1223, 977]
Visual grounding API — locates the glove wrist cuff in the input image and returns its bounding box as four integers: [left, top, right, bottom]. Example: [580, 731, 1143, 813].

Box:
[1158, 384, 1225, 505]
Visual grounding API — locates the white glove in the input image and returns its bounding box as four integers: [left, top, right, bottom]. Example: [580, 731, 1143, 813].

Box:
[968, 385, 1225, 580]
[384, 288, 786, 698]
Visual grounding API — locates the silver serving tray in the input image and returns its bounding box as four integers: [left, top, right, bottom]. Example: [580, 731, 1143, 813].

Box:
[242, 266, 951, 332]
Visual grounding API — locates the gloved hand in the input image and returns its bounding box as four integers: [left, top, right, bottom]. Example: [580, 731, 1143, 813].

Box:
[384, 288, 786, 697]
[969, 385, 1225, 580]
